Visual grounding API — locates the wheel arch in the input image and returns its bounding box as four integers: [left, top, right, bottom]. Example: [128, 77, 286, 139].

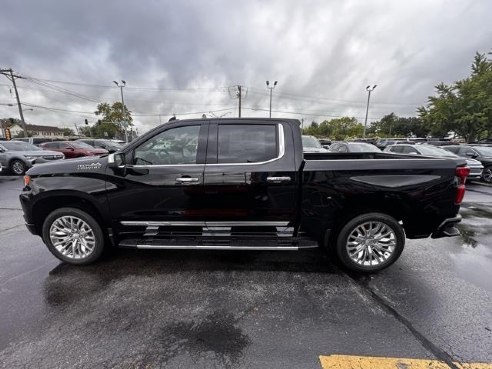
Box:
[31, 191, 109, 236]
[323, 195, 409, 248]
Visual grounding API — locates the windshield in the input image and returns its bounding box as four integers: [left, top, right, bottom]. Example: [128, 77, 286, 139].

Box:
[473, 146, 492, 156]
[0, 141, 42, 151]
[98, 139, 122, 147]
[302, 136, 322, 148]
[348, 143, 380, 152]
[71, 142, 96, 149]
[418, 145, 457, 157]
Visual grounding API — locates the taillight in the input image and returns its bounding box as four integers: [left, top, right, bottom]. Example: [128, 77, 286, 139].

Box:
[455, 166, 470, 205]
[456, 166, 470, 180]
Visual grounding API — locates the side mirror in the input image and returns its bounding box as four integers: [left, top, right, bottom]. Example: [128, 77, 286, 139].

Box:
[108, 152, 126, 168]
[465, 152, 478, 159]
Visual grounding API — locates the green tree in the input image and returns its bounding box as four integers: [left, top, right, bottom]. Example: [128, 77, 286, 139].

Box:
[368, 113, 428, 137]
[418, 52, 492, 142]
[303, 117, 363, 140]
[92, 101, 133, 139]
[61, 128, 75, 136]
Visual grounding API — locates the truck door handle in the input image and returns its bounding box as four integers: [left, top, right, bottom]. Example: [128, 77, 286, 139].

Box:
[175, 177, 199, 183]
[266, 176, 291, 183]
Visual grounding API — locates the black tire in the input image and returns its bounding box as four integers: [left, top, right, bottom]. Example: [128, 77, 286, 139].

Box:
[335, 212, 405, 273]
[10, 159, 27, 175]
[481, 166, 492, 183]
[42, 207, 105, 265]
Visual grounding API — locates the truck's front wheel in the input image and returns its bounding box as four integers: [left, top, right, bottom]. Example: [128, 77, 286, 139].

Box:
[42, 207, 105, 265]
[336, 212, 405, 273]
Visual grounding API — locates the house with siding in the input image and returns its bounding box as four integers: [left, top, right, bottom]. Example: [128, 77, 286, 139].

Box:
[9, 123, 65, 137]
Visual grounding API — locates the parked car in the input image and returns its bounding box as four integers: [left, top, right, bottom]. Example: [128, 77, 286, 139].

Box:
[0, 141, 64, 175]
[13, 137, 65, 146]
[302, 135, 329, 153]
[76, 139, 123, 153]
[385, 144, 483, 179]
[21, 118, 469, 273]
[329, 142, 380, 153]
[443, 145, 492, 182]
[318, 138, 332, 149]
[39, 141, 108, 158]
[424, 140, 456, 146]
[375, 138, 416, 150]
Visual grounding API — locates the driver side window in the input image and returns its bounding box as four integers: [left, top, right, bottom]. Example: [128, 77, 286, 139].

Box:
[133, 125, 201, 165]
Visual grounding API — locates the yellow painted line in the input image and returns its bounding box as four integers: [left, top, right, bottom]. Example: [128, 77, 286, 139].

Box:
[319, 355, 492, 369]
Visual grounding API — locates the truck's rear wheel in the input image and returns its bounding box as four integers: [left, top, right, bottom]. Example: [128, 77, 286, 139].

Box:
[336, 212, 405, 273]
[42, 207, 104, 265]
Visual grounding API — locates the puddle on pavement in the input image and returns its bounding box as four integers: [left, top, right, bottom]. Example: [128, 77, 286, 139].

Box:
[145, 311, 250, 368]
[460, 205, 492, 220]
[451, 223, 492, 292]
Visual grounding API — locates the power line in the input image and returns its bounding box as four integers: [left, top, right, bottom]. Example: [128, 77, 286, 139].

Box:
[23, 76, 230, 92]
[23, 77, 100, 102]
[248, 87, 420, 107]
[241, 106, 383, 120]
[19, 101, 235, 118]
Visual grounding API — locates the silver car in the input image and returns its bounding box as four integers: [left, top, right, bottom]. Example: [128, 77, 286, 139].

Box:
[0, 141, 65, 175]
[384, 144, 483, 179]
[302, 135, 329, 153]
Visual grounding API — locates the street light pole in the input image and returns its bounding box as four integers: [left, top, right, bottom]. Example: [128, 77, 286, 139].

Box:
[363, 84, 377, 138]
[266, 80, 278, 118]
[113, 80, 128, 142]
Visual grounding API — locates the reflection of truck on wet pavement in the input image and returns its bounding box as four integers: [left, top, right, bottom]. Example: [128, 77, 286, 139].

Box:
[20, 118, 469, 272]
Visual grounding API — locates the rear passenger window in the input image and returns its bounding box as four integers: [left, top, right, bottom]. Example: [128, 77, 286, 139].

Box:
[390, 146, 403, 153]
[217, 125, 277, 163]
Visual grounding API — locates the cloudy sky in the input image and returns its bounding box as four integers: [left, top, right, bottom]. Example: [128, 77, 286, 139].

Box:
[1, 0, 491, 133]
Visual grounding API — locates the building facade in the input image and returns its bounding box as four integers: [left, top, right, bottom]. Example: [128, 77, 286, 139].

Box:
[9, 124, 65, 137]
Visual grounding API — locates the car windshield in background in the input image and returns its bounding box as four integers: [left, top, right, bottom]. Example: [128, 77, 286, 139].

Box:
[0, 141, 42, 151]
[474, 146, 492, 157]
[99, 139, 123, 147]
[71, 142, 96, 149]
[302, 136, 322, 148]
[348, 143, 380, 152]
[418, 145, 455, 157]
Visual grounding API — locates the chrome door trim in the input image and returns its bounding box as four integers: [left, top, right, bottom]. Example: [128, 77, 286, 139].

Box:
[134, 245, 303, 251]
[266, 176, 291, 183]
[121, 221, 290, 227]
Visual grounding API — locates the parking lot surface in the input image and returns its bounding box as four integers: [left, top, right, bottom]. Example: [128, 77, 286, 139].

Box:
[0, 174, 491, 368]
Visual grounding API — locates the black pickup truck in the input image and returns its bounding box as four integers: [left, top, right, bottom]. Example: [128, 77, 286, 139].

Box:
[20, 118, 469, 272]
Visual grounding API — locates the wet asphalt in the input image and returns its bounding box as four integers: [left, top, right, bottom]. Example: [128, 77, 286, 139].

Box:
[0, 174, 491, 369]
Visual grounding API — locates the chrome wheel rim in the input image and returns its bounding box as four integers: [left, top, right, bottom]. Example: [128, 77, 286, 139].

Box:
[49, 216, 96, 259]
[482, 168, 492, 183]
[346, 221, 396, 266]
[12, 161, 24, 175]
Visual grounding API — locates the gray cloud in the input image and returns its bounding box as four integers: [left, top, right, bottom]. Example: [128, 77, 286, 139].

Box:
[1, 0, 491, 133]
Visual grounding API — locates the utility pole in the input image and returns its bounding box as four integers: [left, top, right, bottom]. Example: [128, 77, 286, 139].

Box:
[228, 85, 247, 118]
[237, 85, 242, 118]
[113, 80, 128, 143]
[0, 68, 28, 137]
[363, 84, 377, 138]
[266, 80, 278, 118]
